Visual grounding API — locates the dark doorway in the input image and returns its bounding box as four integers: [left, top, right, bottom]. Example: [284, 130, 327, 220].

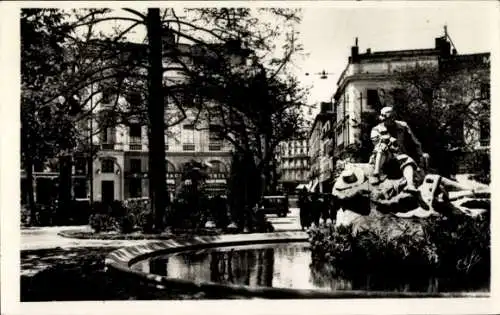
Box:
[101, 180, 115, 204]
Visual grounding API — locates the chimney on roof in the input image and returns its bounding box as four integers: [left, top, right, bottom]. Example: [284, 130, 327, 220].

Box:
[435, 36, 451, 57]
[366, 48, 371, 54]
[351, 37, 359, 63]
[320, 102, 333, 113]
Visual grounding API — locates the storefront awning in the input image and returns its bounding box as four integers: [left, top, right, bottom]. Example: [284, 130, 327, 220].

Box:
[296, 184, 308, 190]
[206, 179, 227, 184]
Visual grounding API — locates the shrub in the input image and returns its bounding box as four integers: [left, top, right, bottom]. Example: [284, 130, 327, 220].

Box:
[137, 211, 155, 234]
[123, 198, 153, 233]
[91, 202, 109, 215]
[116, 213, 136, 234]
[69, 200, 91, 225]
[308, 214, 490, 280]
[109, 200, 127, 217]
[21, 204, 31, 226]
[88, 214, 116, 233]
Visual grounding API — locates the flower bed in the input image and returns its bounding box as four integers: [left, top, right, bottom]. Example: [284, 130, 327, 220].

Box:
[308, 214, 490, 286]
[58, 228, 223, 240]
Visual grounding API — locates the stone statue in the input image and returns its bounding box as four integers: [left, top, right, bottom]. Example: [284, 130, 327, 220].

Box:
[370, 106, 428, 193]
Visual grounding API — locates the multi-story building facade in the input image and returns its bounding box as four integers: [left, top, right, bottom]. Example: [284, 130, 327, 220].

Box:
[308, 102, 335, 193]
[276, 138, 310, 193]
[332, 34, 490, 173]
[20, 33, 251, 204]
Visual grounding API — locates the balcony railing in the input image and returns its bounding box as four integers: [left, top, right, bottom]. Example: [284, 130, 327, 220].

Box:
[129, 143, 142, 151]
[209, 143, 222, 151]
[479, 139, 490, 147]
[101, 143, 115, 150]
[183, 144, 195, 151]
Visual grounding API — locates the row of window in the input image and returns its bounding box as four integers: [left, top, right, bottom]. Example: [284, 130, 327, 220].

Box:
[280, 170, 309, 181]
[280, 140, 308, 149]
[280, 159, 309, 169]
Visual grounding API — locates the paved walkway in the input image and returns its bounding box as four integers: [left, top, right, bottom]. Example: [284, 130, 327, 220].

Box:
[21, 207, 303, 251]
[266, 207, 301, 231]
[21, 226, 151, 251]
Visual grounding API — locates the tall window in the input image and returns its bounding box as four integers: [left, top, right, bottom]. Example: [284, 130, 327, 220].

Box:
[209, 125, 222, 151]
[129, 123, 142, 144]
[74, 178, 87, 199]
[74, 157, 87, 175]
[367, 89, 381, 111]
[129, 178, 142, 198]
[102, 159, 114, 173]
[182, 124, 195, 151]
[99, 110, 116, 144]
[130, 158, 141, 173]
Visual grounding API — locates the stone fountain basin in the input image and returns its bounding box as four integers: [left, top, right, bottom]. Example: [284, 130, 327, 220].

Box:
[105, 232, 488, 299]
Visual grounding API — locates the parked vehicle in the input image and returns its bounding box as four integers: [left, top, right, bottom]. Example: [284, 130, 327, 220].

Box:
[258, 195, 290, 217]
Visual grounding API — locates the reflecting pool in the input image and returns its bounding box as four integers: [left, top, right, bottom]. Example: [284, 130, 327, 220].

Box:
[130, 242, 489, 293]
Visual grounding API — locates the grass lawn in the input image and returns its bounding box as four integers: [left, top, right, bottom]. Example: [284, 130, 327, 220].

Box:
[21, 246, 217, 301]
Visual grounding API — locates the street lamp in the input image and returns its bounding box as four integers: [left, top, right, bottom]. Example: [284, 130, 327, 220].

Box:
[305, 70, 334, 80]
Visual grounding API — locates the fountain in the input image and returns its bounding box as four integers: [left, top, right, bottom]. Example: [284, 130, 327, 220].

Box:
[104, 136, 489, 299]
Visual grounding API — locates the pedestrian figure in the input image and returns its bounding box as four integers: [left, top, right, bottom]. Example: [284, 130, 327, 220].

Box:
[320, 194, 330, 223]
[298, 188, 310, 230]
[310, 193, 321, 227]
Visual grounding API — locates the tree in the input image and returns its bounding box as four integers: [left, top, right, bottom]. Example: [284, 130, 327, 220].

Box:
[63, 8, 305, 230]
[21, 9, 78, 223]
[186, 51, 308, 197]
[391, 60, 490, 177]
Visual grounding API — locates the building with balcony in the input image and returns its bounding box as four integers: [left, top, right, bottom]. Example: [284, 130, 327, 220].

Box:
[276, 138, 310, 193]
[332, 34, 490, 174]
[20, 32, 251, 204]
[308, 102, 335, 193]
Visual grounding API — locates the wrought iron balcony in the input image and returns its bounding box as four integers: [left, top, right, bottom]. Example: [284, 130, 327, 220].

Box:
[183, 144, 195, 151]
[479, 139, 490, 147]
[129, 144, 142, 151]
[101, 143, 115, 150]
[209, 143, 222, 151]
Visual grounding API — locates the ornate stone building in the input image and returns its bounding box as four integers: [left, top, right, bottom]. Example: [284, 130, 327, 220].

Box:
[276, 138, 310, 193]
[20, 34, 250, 204]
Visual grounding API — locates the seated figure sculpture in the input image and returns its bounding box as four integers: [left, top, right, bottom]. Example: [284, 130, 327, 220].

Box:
[370, 106, 428, 192]
[332, 107, 489, 230]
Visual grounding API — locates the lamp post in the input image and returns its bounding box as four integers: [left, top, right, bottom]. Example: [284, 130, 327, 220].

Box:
[89, 83, 94, 206]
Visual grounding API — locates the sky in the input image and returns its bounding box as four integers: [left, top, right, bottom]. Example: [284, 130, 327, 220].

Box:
[70, 2, 498, 118]
[295, 3, 498, 114]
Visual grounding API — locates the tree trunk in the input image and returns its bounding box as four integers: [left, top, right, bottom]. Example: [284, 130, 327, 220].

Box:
[147, 8, 167, 232]
[58, 155, 73, 225]
[260, 134, 268, 198]
[24, 152, 37, 226]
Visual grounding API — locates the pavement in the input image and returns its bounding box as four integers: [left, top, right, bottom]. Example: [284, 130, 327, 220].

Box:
[265, 207, 301, 231]
[21, 226, 151, 251]
[21, 207, 303, 251]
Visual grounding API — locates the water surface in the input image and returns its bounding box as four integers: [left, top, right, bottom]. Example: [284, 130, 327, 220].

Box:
[131, 242, 489, 293]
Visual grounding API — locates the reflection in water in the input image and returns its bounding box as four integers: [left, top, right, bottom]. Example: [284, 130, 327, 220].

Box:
[131, 243, 488, 293]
